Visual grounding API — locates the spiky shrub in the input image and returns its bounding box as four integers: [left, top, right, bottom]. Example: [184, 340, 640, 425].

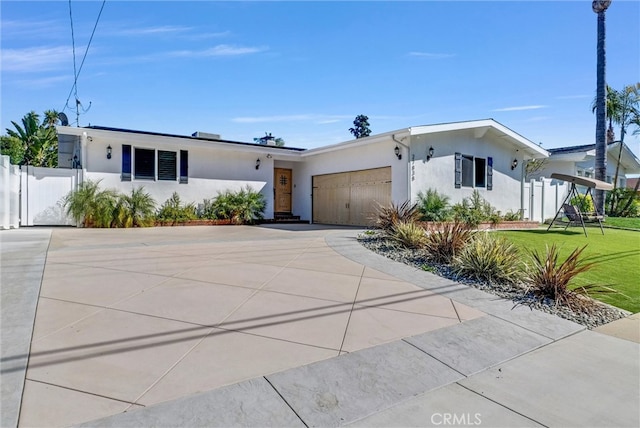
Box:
[452, 190, 499, 227]
[423, 221, 475, 264]
[63, 179, 118, 227]
[114, 187, 156, 227]
[156, 192, 197, 225]
[524, 244, 613, 311]
[389, 220, 427, 249]
[452, 232, 523, 284]
[212, 186, 266, 224]
[199, 198, 218, 220]
[373, 200, 420, 231]
[502, 210, 522, 221]
[417, 189, 451, 221]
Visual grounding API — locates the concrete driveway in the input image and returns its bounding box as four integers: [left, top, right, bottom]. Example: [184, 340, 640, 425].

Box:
[2, 224, 638, 428]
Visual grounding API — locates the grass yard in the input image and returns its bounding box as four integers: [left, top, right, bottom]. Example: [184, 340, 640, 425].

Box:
[497, 227, 640, 313]
[604, 217, 640, 230]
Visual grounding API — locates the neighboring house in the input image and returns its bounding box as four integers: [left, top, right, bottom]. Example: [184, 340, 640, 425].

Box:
[53, 119, 548, 226]
[530, 141, 640, 189]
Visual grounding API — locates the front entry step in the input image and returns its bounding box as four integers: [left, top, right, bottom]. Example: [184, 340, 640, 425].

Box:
[274, 213, 306, 223]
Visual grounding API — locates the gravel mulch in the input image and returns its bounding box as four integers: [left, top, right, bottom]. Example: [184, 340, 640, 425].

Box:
[358, 232, 629, 329]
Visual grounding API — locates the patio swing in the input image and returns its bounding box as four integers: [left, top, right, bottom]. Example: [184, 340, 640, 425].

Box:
[546, 173, 613, 237]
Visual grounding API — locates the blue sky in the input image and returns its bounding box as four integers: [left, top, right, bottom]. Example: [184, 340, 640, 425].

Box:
[2, 1, 639, 155]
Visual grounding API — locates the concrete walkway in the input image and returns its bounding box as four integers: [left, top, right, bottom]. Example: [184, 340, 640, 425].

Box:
[1, 225, 639, 427]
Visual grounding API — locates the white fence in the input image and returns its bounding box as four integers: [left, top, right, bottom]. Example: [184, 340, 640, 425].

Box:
[20, 166, 79, 226]
[1, 155, 21, 229]
[523, 178, 570, 223]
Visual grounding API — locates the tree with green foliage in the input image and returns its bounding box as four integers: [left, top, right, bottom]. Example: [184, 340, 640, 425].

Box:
[349, 114, 371, 139]
[1, 110, 60, 167]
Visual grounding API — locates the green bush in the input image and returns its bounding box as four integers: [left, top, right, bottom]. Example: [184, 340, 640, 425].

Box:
[606, 188, 640, 217]
[373, 200, 420, 231]
[417, 189, 451, 221]
[452, 190, 498, 227]
[63, 180, 118, 228]
[502, 210, 522, 221]
[452, 233, 523, 284]
[199, 198, 218, 220]
[570, 194, 595, 214]
[156, 192, 197, 224]
[424, 221, 475, 264]
[389, 220, 427, 249]
[211, 186, 266, 224]
[113, 187, 156, 227]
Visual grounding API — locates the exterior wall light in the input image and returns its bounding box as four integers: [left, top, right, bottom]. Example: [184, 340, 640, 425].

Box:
[394, 145, 402, 160]
[255, 158, 261, 170]
[106, 145, 112, 159]
[427, 146, 434, 161]
[511, 158, 518, 170]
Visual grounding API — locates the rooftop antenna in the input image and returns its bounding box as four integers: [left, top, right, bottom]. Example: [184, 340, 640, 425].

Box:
[74, 98, 91, 126]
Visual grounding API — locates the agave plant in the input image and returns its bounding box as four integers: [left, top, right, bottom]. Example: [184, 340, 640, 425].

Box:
[63, 180, 118, 227]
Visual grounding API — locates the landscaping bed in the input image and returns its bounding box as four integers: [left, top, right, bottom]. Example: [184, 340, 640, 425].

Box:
[358, 231, 629, 329]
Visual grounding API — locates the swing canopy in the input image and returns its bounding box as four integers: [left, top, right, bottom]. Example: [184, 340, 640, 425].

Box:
[550, 173, 614, 191]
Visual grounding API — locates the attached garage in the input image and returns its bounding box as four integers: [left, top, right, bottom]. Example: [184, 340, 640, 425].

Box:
[312, 167, 391, 226]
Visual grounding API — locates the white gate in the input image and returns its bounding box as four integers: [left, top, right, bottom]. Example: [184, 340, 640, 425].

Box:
[20, 166, 80, 226]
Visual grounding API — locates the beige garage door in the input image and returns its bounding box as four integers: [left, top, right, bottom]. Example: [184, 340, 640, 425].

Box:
[312, 167, 391, 226]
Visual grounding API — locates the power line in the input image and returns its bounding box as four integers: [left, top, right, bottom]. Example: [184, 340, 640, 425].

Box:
[62, 0, 107, 125]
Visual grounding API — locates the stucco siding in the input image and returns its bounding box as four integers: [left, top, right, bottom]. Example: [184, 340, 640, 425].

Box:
[410, 132, 524, 215]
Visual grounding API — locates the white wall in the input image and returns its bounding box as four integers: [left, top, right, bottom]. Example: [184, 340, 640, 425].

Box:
[83, 136, 277, 218]
[297, 136, 409, 222]
[409, 130, 525, 215]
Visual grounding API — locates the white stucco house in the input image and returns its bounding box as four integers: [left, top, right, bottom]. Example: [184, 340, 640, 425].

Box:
[54, 119, 549, 226]
[530, 141, 640, 188]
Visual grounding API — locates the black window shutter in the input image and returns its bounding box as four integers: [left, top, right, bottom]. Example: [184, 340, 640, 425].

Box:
[454, 152, 462, 188]
[158, 150, 177, 181]
[122, 145, 131, 181]
[487, 156, 493, 190]
[180, 150, 188, 183]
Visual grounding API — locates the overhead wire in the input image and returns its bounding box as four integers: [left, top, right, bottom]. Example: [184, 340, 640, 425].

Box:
[61, 0, 107, 123]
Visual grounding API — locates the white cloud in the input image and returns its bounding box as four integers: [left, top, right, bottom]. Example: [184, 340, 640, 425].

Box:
[1, 19, 65, 39]
[408, 52, 456, 59]
[492, 105, 547, 112]
[2, 46, 73, 72]
[115, 25, 193, 36]
[169, 44, 267, 57]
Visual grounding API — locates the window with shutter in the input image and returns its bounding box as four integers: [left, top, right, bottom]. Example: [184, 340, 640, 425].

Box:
[134, 148, 155, 180]
[487, 157, 493, 190]
[158, 150, 177, 181]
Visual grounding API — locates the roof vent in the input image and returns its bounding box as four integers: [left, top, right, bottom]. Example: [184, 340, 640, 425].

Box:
[192, 131, 221, 140]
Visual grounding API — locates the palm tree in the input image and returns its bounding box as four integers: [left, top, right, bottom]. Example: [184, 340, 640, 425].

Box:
[592, 0, 612, 215]
[64, 180, 118, 227]
[3, 111, 59, 167]
[116, 187, 156, 227]
[610, 84, 639, 192]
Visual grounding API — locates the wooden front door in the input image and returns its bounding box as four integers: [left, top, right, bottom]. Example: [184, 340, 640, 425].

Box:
[274, 168, 292, 213]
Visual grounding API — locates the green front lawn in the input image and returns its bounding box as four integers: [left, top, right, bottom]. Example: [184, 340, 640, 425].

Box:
[497, 227, 640, 313]
[604, 217, 640, 230]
